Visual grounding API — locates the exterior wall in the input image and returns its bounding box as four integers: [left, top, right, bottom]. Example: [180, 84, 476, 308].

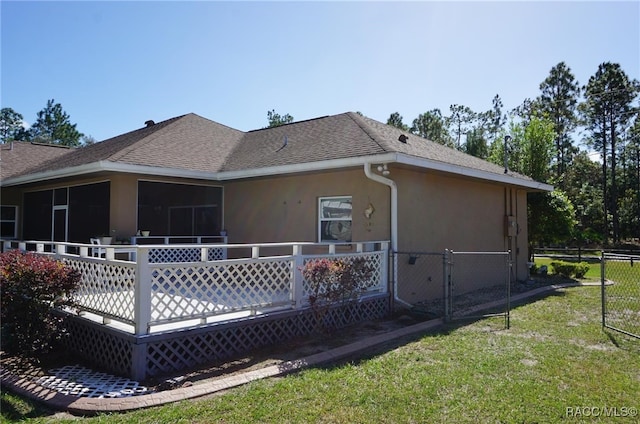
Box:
[2, 174, 224, 243]
[395, 167, 507, 252]
[4, 166, 532, 280]
[223, 169, 391, 246]
[391, 167, 531, 303]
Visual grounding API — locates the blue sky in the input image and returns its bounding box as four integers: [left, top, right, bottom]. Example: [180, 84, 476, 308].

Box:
[1, 1, 638, 144]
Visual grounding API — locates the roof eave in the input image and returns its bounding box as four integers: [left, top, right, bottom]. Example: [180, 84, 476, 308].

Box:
[0, 161, 216, 187]
[395, 153, 554, 191]
[1, 153, 553, 192]
[215, 153, 399, 180]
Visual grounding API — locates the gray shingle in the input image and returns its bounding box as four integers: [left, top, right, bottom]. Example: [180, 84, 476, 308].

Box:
[2, 111, 534, 184]
[0, 141, 73, 180]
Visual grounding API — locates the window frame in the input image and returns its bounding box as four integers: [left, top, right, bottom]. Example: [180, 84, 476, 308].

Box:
[318, 196, 353, 243]
[0, 205, 18, 239]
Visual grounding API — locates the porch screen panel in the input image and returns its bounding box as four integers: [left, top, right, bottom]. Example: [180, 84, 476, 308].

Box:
[23, 190, 53, 240]
[68, 182, 110, 243]
[138, 181, 222, 236]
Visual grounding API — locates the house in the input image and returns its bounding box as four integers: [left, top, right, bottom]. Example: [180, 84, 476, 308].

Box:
[1, 112, 552, 379]
[1, 111, 551, 280]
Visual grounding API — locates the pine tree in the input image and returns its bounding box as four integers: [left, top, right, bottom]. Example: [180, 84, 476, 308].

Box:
[580, 62, 640, 243]
[30, 99, 83, 147]
[537, 62, 581, 187]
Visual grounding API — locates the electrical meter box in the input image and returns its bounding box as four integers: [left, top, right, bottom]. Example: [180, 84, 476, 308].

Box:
[505, 215, 517, 237]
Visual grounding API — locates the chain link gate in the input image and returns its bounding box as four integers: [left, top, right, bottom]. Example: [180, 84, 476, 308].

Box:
[394, 252, 447, 319]
[447, 251, 512, 328]
[393, 250, 511, 328]
[601, 252, 640, 339]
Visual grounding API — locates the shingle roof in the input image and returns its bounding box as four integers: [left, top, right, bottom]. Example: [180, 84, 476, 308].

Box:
[222, 112, 532, 181]
[1, 111, 535, 185]
[0, 141, 73, 180]
[220, 113, 387, 171]
[21, 114, 244, 175]
[354, 113, 530, 180]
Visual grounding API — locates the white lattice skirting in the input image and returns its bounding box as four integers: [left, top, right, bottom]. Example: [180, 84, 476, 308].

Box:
[61, 294, 390, 381]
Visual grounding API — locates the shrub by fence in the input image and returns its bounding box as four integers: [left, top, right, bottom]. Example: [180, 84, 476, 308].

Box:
[550, 261, 590, 278]
[0, 250, 80, 355]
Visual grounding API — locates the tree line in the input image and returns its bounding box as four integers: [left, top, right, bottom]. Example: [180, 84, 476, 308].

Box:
[384, 62, 639, 248]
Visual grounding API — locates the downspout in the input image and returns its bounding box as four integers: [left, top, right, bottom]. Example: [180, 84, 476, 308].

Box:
[364, 163, 412, 308]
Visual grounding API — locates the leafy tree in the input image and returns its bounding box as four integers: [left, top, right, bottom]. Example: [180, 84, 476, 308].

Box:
[463, 127, 489, 159]
[488, 121, 523, 173]
[537, 62, 581, 186]
[386, 112, 409, 131]
[267, 109, 294, 127]
[410, 109, 453, 146]
[30, 99, 83, 147]
[522, 117, 555, 182]
[447, 104, 475, 149]
[528, 189, 576, 251]
[563, 151, 605, 240]
[488, 117, 554, 181]
[0, 107, 25, 143]
[580, 62, 639, 243]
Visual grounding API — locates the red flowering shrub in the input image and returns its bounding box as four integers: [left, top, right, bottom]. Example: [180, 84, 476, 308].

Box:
[0, 250, 80, 355]
[302, 257, 374, 307]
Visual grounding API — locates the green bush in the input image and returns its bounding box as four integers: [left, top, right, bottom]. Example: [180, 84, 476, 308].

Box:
[0, 250, 80, 355]
[550, 260, 590, 279]
[573, 262, 590, 278]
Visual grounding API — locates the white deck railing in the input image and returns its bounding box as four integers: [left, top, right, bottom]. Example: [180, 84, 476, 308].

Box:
[2, 240, 389, 335]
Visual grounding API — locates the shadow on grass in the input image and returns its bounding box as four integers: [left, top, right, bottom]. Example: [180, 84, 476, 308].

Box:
[0, 392, 61, 422]
[294, 287, 574, 373]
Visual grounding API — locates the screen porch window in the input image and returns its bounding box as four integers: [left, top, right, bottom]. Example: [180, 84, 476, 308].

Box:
[318, 196, 352, 242]
[0, 206, 18, 239]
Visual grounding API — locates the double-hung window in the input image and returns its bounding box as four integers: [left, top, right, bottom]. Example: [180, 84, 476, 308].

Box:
[318, 196, 352, 242]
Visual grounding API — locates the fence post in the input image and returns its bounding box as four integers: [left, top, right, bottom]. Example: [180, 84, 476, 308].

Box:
[380, 241, 389, 294]
[600, 251, 606, 329]
[443, 249, 451, 322]
[292, 244, 304, 309]
[506, 251, 511, 329]
[134, 247, 152, 336]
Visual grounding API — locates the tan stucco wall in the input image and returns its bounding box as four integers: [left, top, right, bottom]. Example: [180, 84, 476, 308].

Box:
[4, 166, 532, 284]
[392, 167, 530, 302]
[223, 169, 391, 245]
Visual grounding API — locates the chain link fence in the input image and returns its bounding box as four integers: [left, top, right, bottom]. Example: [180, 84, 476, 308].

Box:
[393, 250, 511, 328]
[394, 252, 446, 319]
[448, 251, 511, 328]
[602, 253, 640, 339]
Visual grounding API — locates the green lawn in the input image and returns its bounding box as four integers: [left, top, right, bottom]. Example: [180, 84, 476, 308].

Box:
[2, 285, 639, 423]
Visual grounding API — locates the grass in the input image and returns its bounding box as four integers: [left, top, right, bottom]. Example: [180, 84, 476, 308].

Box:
[2, 285, 639, 423]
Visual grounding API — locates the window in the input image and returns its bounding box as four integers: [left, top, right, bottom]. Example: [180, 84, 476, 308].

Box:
[319, 196, 352, 242]
[0, 205, 18, 239]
